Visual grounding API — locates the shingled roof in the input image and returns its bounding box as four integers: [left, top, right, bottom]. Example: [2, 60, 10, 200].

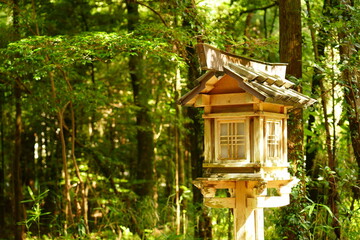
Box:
[178, 44, 316, 108]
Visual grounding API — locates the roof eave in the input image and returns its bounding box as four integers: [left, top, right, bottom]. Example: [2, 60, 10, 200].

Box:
[177, 71, 216, 106]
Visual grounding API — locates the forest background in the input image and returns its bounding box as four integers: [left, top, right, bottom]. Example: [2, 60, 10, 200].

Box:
[0, 0, 359, 239]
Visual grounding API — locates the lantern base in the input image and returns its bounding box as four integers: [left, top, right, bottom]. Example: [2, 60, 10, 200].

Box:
[193, 178, 299, 240]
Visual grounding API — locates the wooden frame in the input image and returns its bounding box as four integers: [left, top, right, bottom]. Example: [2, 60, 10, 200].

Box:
[264, 118, 283, 164]
[215, 118, 250, 163]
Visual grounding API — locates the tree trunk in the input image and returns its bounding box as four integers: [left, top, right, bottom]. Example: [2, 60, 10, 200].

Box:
[279, 0, 302, 79]
[279, 0, 303, 173]
[183, 34, 213, 240]
[181, 1, 212, 238]
[126, 0, 155, 199]
[279, 0, 303, 169]
[279, 1, 303, 239]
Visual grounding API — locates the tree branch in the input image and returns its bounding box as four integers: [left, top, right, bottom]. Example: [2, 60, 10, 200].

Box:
[240, 2, 278, 16]
[132, 0, 169, 28]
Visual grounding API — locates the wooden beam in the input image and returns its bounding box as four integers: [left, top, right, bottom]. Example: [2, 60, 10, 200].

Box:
[204, 197, 235, 208]
[266, 178, 299, 188]
[203, 112, 287, 119]
[202, 181, 236, 189]
[278, 185, 293, 195]
[203, 163, 261, 168]
[253, 103, 264, 112]
[195, 93, 257, 107]
[194, 94, 209, 107]
[193, 179, 237, 190]
[247, 194, 290, 208]
[203, 173, 263, 180]
[211, 93, 255, 106]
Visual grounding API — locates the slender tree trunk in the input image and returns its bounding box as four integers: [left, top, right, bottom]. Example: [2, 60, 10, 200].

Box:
[0, 88, 5, 232]
[306, 0, 343, 237]
[58, 109, 73, 231]
[337, 0, 359, 235]
[320, 1, 341, 237]
[269, 7, 278, 36]
[175, 121, 181, 235]
[304, 1, 335, 210]
[319, 81, 334, 169]
[319, 55, 340, 238]
[70, 101, 89, 233]
[49, 70, 73, 232]
[337, 0, 360, 201]
[174, 71, 181, 235]
[13, 81, 24, 240]
[12, 0, 25, 238]
[244, 13, 254, 38]
[61, 68, 89, 233]
[304, 0, 321, 180]
[31, 0, 40, 35]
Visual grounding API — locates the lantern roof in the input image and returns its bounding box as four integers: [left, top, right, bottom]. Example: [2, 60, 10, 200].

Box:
[178, 44, 316, 108]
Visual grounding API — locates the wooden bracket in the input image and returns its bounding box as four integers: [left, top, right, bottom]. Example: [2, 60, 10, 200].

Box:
[253, 181, 267, 195]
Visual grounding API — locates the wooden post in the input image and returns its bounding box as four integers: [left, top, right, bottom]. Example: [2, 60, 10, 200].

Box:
[234, 181, 264, 240]
[255, 208, 264, 240]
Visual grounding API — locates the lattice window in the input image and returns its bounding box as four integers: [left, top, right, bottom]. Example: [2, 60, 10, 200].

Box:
[266, 120, 282, 159]
[218, 120, 246, 160]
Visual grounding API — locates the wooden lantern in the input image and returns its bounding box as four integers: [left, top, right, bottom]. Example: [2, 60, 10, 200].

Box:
[178, 44, 315, 240]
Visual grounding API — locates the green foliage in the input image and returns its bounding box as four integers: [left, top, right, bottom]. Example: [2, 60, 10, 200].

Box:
[21, 187, 51, 237]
